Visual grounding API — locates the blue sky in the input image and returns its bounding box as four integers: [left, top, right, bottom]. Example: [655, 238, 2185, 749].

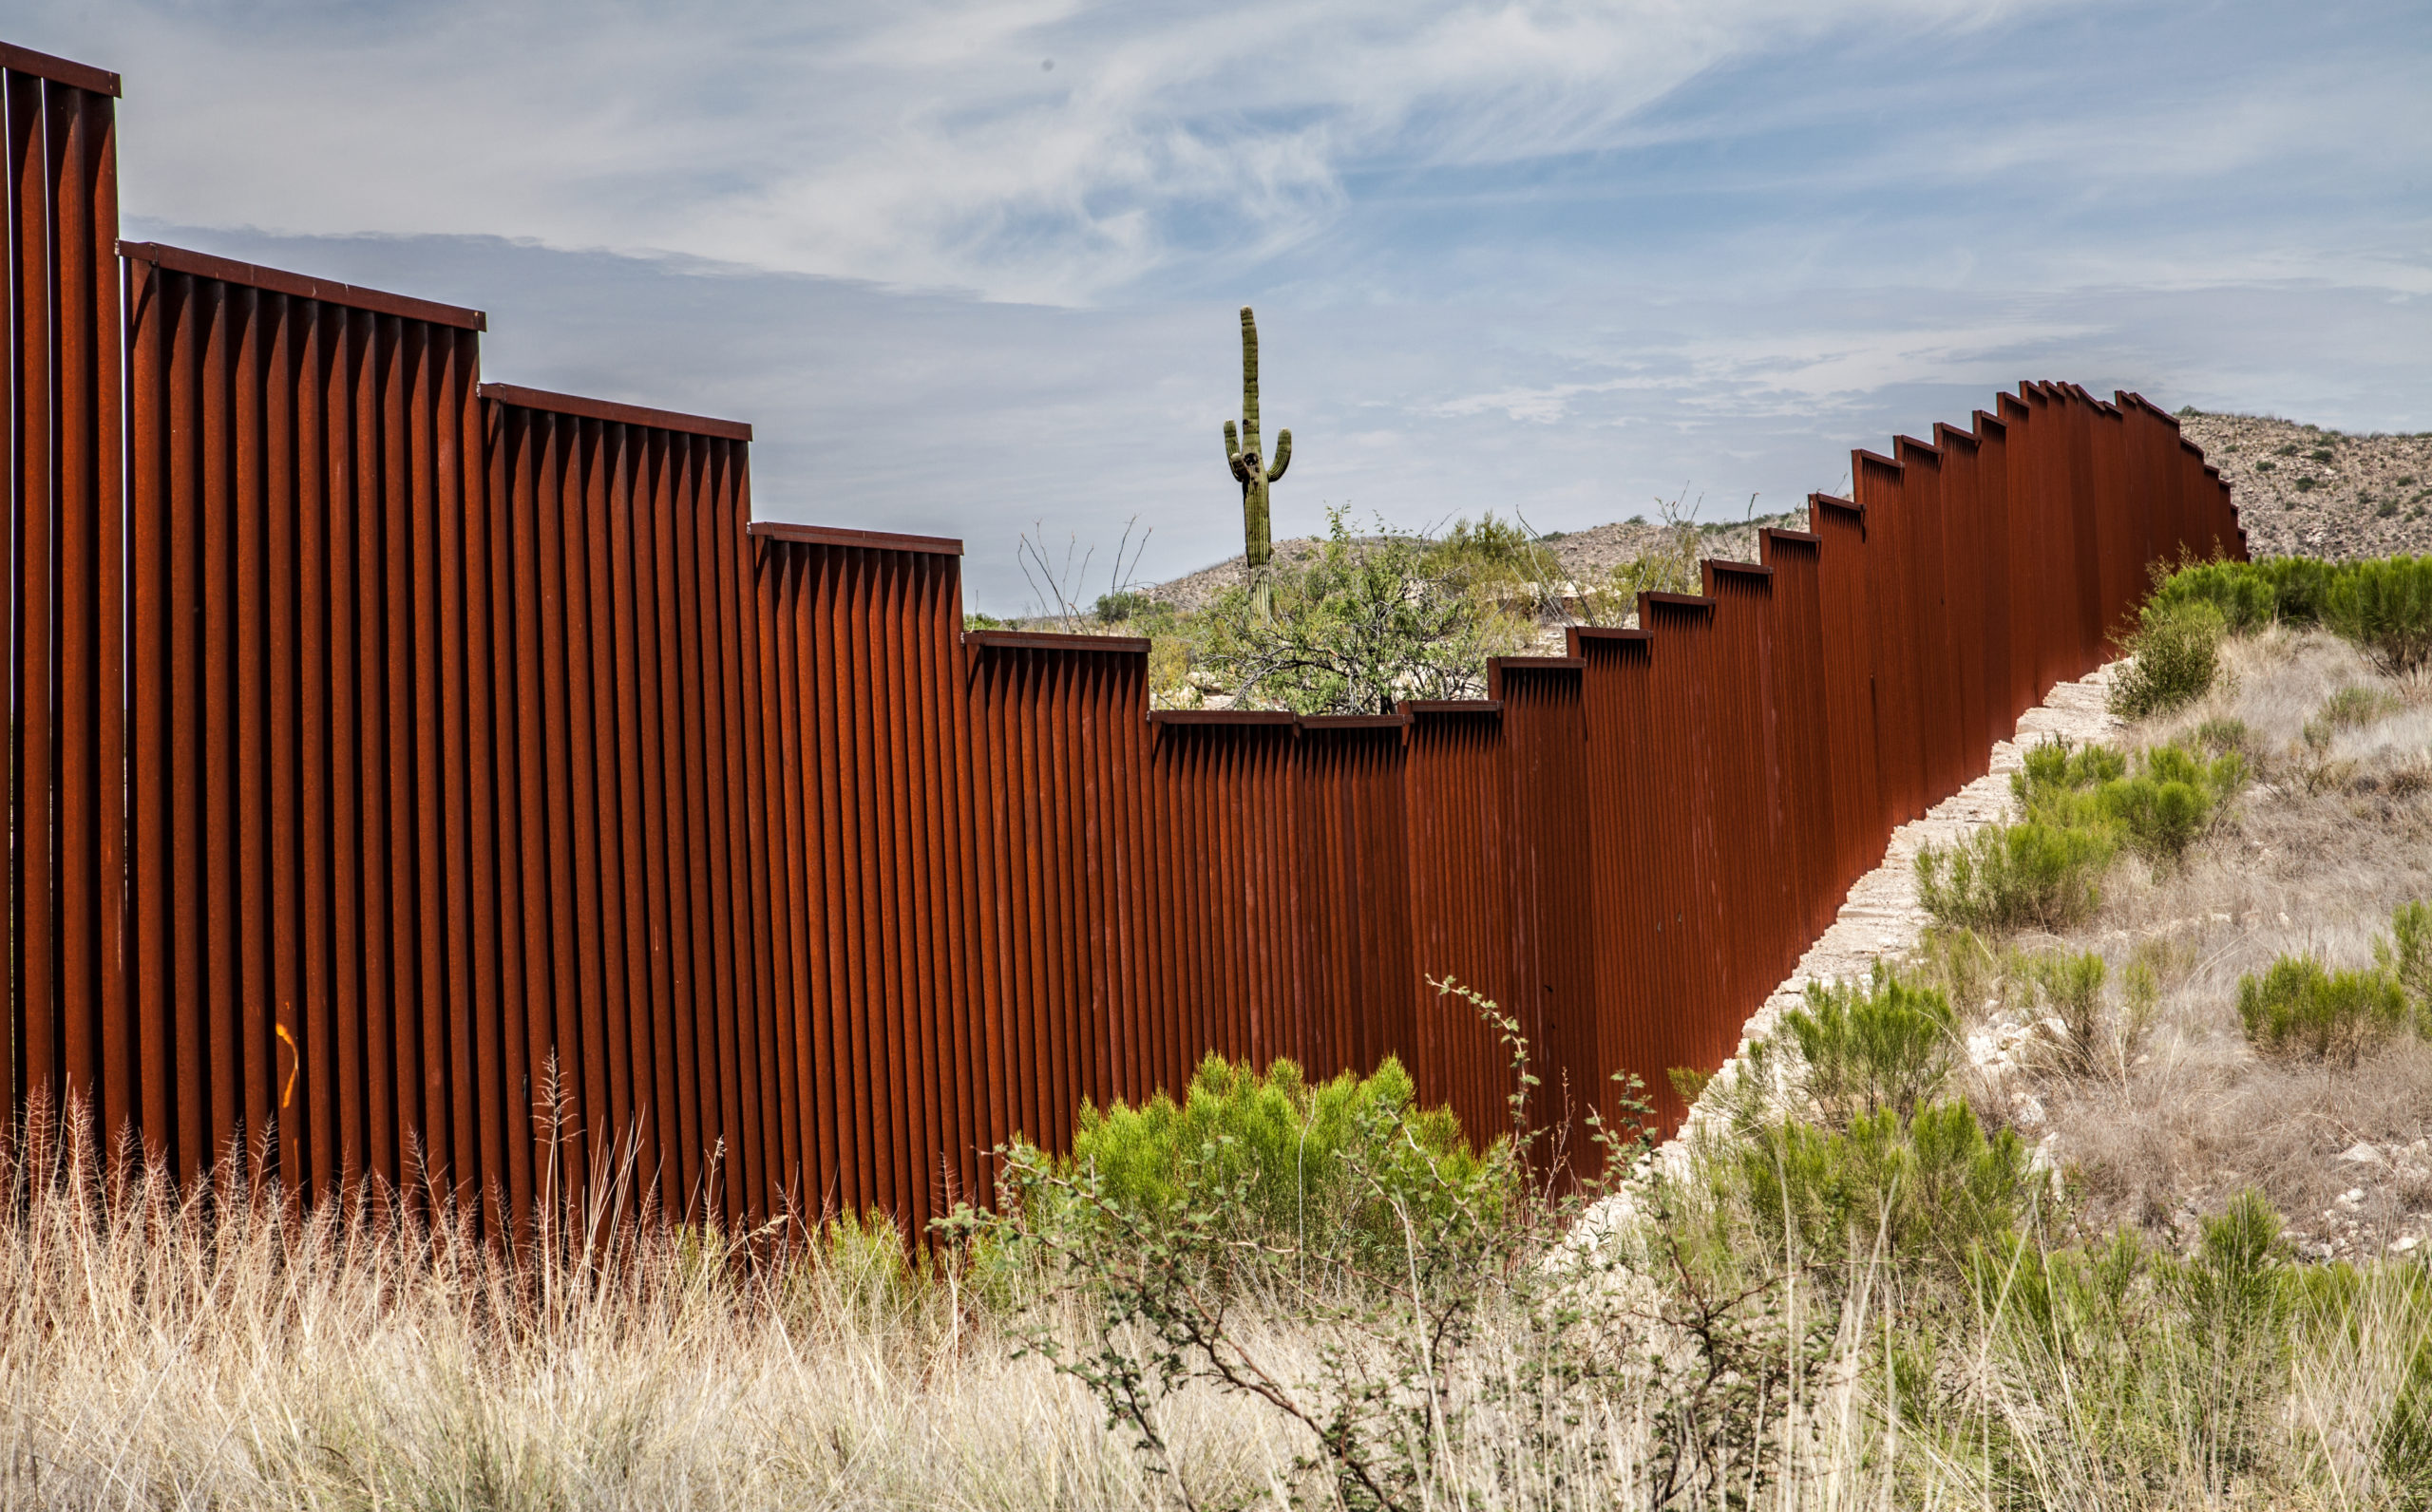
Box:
[18, 0, 2431, 611]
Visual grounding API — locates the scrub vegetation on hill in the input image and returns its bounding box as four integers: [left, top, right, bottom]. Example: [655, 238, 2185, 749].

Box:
[992, 496, 1760, 713]
[6, 557, 2430, 1510]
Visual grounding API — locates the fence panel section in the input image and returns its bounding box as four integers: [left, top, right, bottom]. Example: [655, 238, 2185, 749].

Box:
[4, 45, 123, 1161]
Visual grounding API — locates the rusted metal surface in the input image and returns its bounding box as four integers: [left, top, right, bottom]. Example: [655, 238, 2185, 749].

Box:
[120, 244, 489, 1204]
[6, 51, 124, 1159]
[4, 35, 2254, 1235]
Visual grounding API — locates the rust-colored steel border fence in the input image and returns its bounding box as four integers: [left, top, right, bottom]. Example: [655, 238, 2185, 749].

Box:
[8, 36, 2247, 1238]
[6, 43, 123, 1143]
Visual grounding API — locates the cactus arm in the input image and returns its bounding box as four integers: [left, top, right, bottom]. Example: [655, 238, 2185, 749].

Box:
[1216, 420, 1254, 479]
[1266, 428, 1290, 483]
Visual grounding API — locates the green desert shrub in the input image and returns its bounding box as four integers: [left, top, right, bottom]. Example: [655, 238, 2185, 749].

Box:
[1196, 505, 1526, 714]
[1420, 512, 1562, 599]
[1733, 1102, 2031, 1279]
[2149, 558, 2280, 633]
[2108, 597, 2225, 720]
[2379, 899, 2432, 1020]
[2317, 683, 2404, 731]
[2012, 736, 2129, 816]
[2146, 556, 2338, 632]
[2323, 554, 2432, 674]
[2256, 556, 2339, 625]
[2173, 1190, 2296, 1486]
[2235, 954, 2409, 1065]
[1092, 589, 1153, 623]
[1052, 1051, 1492, 1257]
[1916, 819, 2115, 935]
[1971, 1193, 2305, 1501]
[1777, 964, 1957, 1128]
[2010, 736, 2242, 873]
[2097, 744, 2247, 870]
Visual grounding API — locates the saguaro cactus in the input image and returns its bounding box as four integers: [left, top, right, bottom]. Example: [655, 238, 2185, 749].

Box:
[1223, 306, 1291, 607]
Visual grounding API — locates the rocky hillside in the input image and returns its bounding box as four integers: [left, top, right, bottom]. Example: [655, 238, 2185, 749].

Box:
[1136, 414, 2431, 609]
[2178, 409, 2432, 559]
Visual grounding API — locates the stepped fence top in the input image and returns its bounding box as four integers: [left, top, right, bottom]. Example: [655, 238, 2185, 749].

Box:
[4, 36, 2243, 1244]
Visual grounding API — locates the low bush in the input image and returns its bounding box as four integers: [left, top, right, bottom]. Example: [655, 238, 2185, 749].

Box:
[2235, 954, 2409, 1065]
[2097, 744, 2247, 870]
[2012, 737, 2129, 825]
[2380, 899, 2432, 1018]
[1777, 963, 1957, 1128]
[2257, 556, 2341, 625]
[2390, 1341, 2432, 1511]
[1971, 1190, 2296, 1499]
[2012, 736, 2242, 873]
[1916, 819, 2115, 935]
[2107, 596, 2225, 719]
[2149, 558, 2280, 633]
[1196, 506, 1527, 714]
[1048, 1050, 1492, 1259]
[1092, 589, 1153, 623]
[1732, 1101, 2032, 1280]
[2194, 715, 2251, 755]
[2142, 554, 2432, 676]
[2324, 554, 2432, 675]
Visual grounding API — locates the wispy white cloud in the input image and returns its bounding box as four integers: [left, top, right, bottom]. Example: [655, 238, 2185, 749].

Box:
[35, 0, 2081, 303]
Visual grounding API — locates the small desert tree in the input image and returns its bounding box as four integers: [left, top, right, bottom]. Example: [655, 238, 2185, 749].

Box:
[1197, 507, 1525, 714]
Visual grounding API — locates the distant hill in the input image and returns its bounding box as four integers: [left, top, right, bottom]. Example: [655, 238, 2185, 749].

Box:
[2178, 410, 2432, 559]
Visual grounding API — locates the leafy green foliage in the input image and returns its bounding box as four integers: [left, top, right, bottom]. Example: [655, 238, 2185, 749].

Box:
[2317, 683, 2403, 731]
[2379, 899, 2432, 1020]
[1418, 513, 1561, 599]
[2147, 558, 2280, 633]
[1055, 1051, 1490, 1260]
[1732, 1103, 2032, 1280]
[1197, 506, 1526, 714]
[2388, 1341, 2432, 1512]
[1091, 589, 1153, 623]
[2098, 744, 2247, 869]
[2235, 954, 2409, 1065]
[2174, 1191, 2294, 1484]
[1777, 963, 1957, 1128]
[2010, 736, 2243, 873]
[1915, 819, 2115, 934]
[2144, 553, 2432, 676]
[1915, 735, 2238, 934]
[2194, 715, 2250, 756]
[1970, 1191, 2299, 1498]
[971, 986, 1641, 1512]
[2324, 554, 2432, 674]
[2107, 596, 2224, 719]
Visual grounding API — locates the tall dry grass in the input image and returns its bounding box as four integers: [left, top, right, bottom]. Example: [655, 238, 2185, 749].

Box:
[6, 1098, 2427, 1510]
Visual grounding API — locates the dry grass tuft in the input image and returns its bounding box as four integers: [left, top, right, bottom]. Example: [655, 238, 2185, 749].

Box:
[0, 1112, 1287, 1509]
